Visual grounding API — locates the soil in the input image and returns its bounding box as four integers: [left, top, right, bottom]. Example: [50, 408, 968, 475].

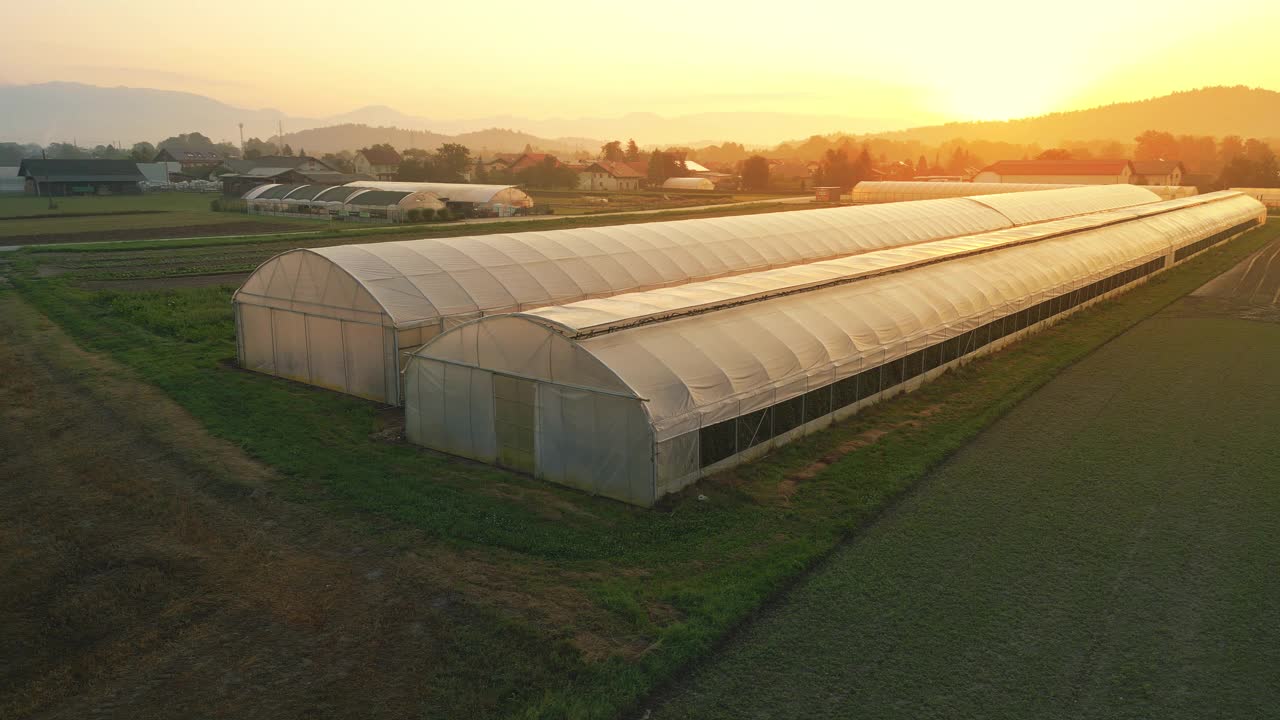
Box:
[79, 272, 250, 291]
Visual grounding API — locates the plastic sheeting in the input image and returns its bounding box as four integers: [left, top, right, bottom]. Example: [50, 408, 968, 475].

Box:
[406, 191, 1264, 505]
[852, 181, 1082, 203]
[853, 180, 1191, 205]
[342, 181, 533, 207]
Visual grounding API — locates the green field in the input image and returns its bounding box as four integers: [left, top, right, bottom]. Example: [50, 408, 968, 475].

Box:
[3, 221, 1278, 718]
[0, 193, 315, 241]
[650, 248, 1280, 719]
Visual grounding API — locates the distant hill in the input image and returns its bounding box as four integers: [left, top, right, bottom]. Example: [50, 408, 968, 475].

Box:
[0, 82, 910, 150]
[275, 124, 602, 156]
[845, 86, 1280, 147]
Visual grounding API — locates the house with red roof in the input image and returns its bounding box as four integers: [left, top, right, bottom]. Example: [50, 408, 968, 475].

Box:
[577, 160, 644, 191]
[974, 159, 1135, 185]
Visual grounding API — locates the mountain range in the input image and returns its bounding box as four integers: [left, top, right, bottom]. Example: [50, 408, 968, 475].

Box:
[3, 82, 1278, 157]
[849, 86, 1280, 147]
[0, 82, 908, 151]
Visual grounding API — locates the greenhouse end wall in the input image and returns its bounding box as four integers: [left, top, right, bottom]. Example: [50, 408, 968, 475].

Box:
[235, 303, 400, 403]
[405, 356, 657, 506]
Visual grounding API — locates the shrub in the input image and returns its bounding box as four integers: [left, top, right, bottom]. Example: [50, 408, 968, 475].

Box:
[406, 208, 422, 223]
[420, 208, 435, 222]
[210, 198, 222, 212]
[436, 207, 452, 222]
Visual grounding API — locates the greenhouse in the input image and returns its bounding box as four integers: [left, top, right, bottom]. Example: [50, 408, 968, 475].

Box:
[403, 191, 1265, 506]
[1231, 187, 1280, 208]
[852, 180, 1195, 204]
[662, 177, 715, 191]
[243, 183, 445, 221]
[233, 185, 1162, 404]
[342, 181, 532, 213]
[852, 181, 1081, 203]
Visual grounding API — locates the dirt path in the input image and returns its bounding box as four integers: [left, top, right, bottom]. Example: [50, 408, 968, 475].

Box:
[0, 292, 599, 719]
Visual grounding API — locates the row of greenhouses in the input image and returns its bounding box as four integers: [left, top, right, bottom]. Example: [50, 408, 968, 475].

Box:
[232, 186, 1265, 506]
[852, 180, 1197, 204]
[240, 182, 533, 222]
[233, 185, 1161, 405]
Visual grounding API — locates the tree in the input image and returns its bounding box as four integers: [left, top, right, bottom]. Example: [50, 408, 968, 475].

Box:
[0, 142, 42, 165]
[1133, 130, 1179, 161]
[45, 143, 89, 159]
[624, 139, 641, 161]
[601, 140, 625, 161]
[1036, 148, 1074, 160]
[157, 132, 214, 153]
[434, 143, 472, 181]
[516, 156, 579, 189]
[1219, 135, 1245, 167]
[320, 150, 355, 173]
[646, 150, 686, 184]
[740, 155, 770, 191]
[242, 137, 277, 159]
[281, 144, 294, 157]
[1217, 137, 1279, 188]
[130, 141, 156, 162]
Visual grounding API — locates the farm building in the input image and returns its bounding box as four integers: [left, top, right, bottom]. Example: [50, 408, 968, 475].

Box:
[354, 147, 402, 181]
[0, 167, 24, 194]
[17, 159, 145, 196]
[1132, 160, 1185, 187]
[153, 148, 226, 177]
[1230, 187, 1280, 209]
[242, 183, 444, 221]
[219, 156, 369, 197]
[662, 177, 715, 191]
[852, 181, 1197, 204]
[341, 181, 532, 215]
[403, 191, 1265, 505]
[233, 185, 1163, 405]
[578, 160, 644, 191]
[974, 160, 1135, 185]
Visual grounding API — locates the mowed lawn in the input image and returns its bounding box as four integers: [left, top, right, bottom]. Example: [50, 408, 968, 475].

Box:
[650, 265, 1280, 718]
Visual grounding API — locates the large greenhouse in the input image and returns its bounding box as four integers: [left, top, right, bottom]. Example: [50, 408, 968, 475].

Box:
[403, 191, 1265, 506]
[342, 181, 532, 213]
[852, 180, 1196, 204]
[243, 183, 444, 221]
[233, 185, 1163, 404]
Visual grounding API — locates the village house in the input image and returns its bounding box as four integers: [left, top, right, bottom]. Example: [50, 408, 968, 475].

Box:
[353, 147, 403, 180]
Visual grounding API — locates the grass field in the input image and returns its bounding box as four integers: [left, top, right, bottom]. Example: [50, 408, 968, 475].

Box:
[649, 240, 1280, 719]
[3, 221, 1277, 718]
[0, 193, 314, 242]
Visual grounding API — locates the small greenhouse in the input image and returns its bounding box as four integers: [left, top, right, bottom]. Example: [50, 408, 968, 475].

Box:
[662, 177, 715, 191]
[403, 192, 1265, 506]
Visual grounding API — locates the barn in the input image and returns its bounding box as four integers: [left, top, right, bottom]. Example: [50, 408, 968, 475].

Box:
[17, 159, 145, 196]
[232, 185, 1163, 405]
[402, 191, 1265, 506]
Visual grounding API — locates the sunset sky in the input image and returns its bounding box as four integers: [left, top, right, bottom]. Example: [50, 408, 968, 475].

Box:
[5, 0, 1280, 126]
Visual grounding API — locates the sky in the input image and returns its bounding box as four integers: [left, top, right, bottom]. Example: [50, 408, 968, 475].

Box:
[5, 0, 1280, 126]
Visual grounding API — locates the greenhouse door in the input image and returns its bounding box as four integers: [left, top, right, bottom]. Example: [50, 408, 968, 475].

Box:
[493, 375, 537, 474]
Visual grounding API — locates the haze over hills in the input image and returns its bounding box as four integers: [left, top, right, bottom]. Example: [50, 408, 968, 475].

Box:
[0, 82, 911, 151]
[836, 86, 1280, 147]
[4, 82, 1279, 158]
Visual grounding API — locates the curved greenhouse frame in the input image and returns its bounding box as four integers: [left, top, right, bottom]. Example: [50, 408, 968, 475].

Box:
[404, 192, 1265, 505]
[233, 185, 1162, 403]
[853, 180, 1194, 204]
[662, 177, 715, 191]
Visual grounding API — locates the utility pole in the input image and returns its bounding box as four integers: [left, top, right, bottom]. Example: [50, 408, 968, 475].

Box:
[238, 123, 245, 155]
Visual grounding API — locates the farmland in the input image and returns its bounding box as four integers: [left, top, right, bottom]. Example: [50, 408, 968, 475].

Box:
[3, 214, 1276, 718]
[0, 190, 805, 248]
[647, 235, 1280, 719]
[0, 193, 315, 244]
